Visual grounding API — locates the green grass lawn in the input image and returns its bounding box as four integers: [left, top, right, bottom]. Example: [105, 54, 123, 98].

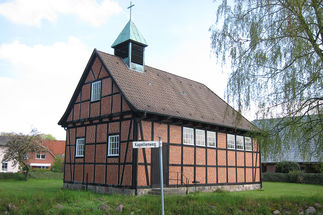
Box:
[0, 179, 322, 215]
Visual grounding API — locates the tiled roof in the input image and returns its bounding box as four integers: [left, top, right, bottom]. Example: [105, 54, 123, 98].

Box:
[0, 137, 65, 157]
[97, 50, 254, 131]
[43, 140, 65, 156]
[111, 20, 148, 48]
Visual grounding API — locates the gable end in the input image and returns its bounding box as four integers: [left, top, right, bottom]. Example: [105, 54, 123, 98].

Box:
[58, 49, 136, 127]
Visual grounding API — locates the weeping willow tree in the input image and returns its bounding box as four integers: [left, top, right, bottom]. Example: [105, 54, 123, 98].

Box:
[210, 0, 322, 160]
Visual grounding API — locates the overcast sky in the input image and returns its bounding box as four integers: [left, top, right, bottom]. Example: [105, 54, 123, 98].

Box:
[0, 0, 243, 140]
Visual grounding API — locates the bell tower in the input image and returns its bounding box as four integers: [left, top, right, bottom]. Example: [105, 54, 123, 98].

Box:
[111, 2, 148, 72]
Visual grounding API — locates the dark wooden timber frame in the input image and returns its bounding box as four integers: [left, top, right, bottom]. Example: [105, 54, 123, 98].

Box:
[61, 50, 262, 193]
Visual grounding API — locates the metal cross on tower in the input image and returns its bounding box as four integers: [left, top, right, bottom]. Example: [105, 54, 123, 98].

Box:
[128, 1, 135, 20]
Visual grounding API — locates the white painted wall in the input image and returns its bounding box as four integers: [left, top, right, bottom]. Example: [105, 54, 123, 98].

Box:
[0, 146, 19, 173]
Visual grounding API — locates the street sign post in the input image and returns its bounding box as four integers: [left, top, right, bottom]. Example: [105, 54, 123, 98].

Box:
[132, 138, 164, 215]
[158, 137, 164, 215]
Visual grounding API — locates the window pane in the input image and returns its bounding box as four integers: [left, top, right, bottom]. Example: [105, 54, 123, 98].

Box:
[207, 131, 216, 147]
[76, 138, 85, 156]
[183, 127, 194, 145]
[236, 135, 244, 150]
[196, 129, 205, 146]
[2, 162, 8, 171]
[245, 137, 252, 151]
[227, 134, 235, 149]
[108, 135, 119, 156]
[91, 80, 101, 101]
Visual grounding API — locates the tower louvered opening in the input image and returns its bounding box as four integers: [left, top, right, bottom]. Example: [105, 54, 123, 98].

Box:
[114, 42, 129, 59]
[131, 43, 144, 65]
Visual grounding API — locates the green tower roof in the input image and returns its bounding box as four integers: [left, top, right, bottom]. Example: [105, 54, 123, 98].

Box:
[111, 20, 148, 48]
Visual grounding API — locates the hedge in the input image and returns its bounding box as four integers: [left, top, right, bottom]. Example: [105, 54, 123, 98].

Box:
[29, 171, 63, 180]
[262, 172, 289, 182]
[0, 173, 25, 180]
[262, 172, 323, 185]
[0, 171, 63, 180]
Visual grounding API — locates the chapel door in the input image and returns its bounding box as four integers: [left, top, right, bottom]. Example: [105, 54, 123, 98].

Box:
[151, 144, 168, 187]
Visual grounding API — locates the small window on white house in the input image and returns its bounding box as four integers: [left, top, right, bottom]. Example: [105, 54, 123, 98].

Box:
[2, 162, 8, 172]
[91, 80, 101, 102]
[195, 129, 205, 146]
[227, 134, 235, 149]
[236, 135, 244, 150]
[76, 138, 85, 157]
[108, 135, 120, 156]
[183, 127, 194, 145]
[245, 137, 252, 151]
[36, 154, 46, 159]
[207, 131, 216, 147]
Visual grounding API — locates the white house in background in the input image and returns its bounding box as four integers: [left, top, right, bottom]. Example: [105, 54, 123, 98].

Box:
[0, 136, 19, 173]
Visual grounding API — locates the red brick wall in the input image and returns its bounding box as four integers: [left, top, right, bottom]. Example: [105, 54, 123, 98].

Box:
[64, 119, 134, 186]
[135, 124, 261, 187]
[65, 123, 261, 187]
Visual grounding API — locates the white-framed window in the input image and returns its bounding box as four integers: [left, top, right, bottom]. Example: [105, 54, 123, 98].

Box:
[91, 80, 101, 102]
[227, 134, 235, 149]
[245, 137, 252, 151]
[76, 138, 85, 157]
[207, 131, 216, 147]
[40, 166, 49, 169]
[236, 135, 244, 150]
[36, 154, 46, 159]
[195, 129, 205, 146]
[2, 162, 8, 172]
[183, 127, 194, 145]
[108, 135, 120, 156]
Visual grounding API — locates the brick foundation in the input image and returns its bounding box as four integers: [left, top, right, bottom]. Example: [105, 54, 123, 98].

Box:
[63, 182, 261, 195]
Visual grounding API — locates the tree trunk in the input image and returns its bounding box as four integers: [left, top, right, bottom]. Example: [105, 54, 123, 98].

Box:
[24, 165, 29, 181]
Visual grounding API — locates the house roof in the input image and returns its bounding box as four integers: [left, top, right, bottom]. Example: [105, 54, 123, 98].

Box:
[43, 140, 65, 156]
[0, 136, 9, 146]
[97, 50, 253, 131]
[0, 136, 65, 156]
[59, 49, 254, 131]
[111, 20, 148, 48]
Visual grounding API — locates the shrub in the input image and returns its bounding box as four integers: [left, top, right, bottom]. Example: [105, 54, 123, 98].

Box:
[0, 173, 25, 180]
[262, 172, 289, 182]
[288, 170, 304, 183]
[313, 162, 323, 173]
[29, 171, 63, 180]
[303, 173, 323, 185]
[275, 161, 300, 173]
[51, 155, 64, 172]
[262, 172, 323, 185]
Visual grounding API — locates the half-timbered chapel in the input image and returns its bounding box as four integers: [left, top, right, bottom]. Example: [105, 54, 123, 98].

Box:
[59, 19, 261, 195]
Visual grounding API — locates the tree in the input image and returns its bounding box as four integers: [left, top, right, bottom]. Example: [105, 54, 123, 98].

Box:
[51, 155, 64, 172]
[1, 130, 48, 180]
[40, 134, 56, 140]
[210, 0, 322, 159]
